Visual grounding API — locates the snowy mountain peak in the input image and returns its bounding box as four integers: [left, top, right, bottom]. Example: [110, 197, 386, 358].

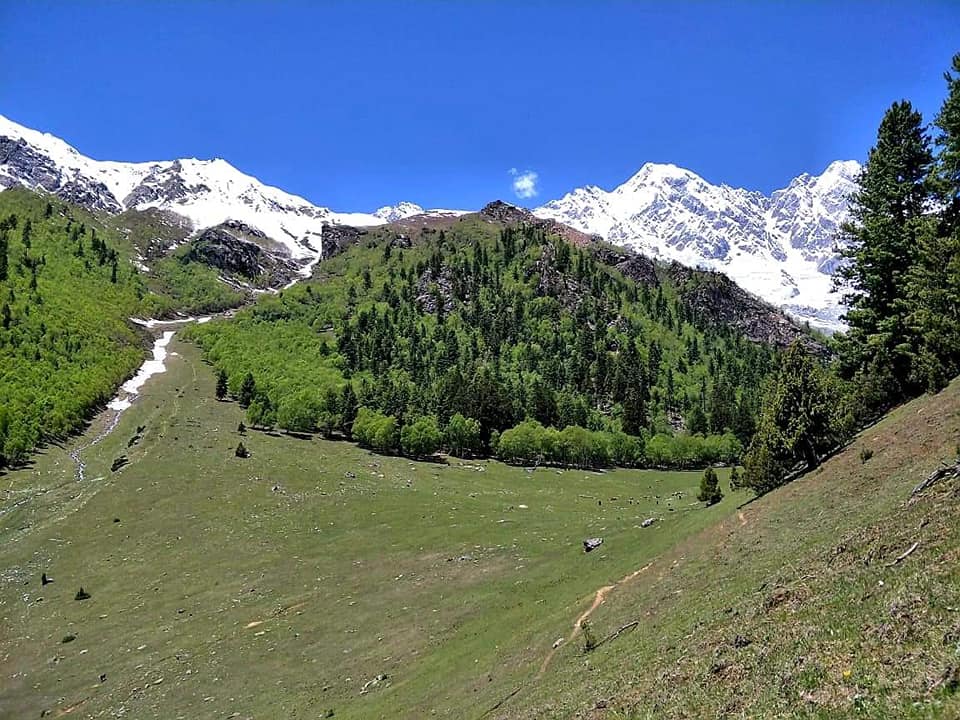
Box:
[0, 114, 450, 261]
[374, 201, 425, 222]
[536, 160, 862, 330]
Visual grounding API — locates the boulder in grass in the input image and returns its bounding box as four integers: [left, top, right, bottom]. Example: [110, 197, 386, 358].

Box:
[641, 517, 657, 528]
[583, 537, 603, 553]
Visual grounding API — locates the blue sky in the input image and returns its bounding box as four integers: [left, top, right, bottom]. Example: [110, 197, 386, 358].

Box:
[1, 1, 958, 211]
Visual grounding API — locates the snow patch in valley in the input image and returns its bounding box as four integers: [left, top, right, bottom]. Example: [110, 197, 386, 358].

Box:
[107, 331, 176, 411]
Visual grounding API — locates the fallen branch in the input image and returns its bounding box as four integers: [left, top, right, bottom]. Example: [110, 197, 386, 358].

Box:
[478, 686, 523, 719]
[886, 541, 920, 567]
[911, 460, 960, 498]
[593, 620, 640, 650]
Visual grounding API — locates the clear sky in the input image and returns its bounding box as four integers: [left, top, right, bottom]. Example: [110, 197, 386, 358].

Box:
[1, 1, 958, 211]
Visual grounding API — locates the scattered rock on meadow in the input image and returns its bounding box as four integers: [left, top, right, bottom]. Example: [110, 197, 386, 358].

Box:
[583, 537, 603, 553]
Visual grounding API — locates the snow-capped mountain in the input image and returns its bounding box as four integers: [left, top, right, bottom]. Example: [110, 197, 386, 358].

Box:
[1, 113, 857, 328]
[535, 161, 860, 330]
[0, 114, 461, 260]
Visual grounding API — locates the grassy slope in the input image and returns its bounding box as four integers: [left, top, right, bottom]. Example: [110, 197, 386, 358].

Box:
[512, 379, 960, 719]
[0, 339, 743, 720]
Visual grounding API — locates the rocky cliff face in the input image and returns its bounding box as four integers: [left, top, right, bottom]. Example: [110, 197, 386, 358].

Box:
[181, 224, 300, 288]
[596, 246, 824, 353]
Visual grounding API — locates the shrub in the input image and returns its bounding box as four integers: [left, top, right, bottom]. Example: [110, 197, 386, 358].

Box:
[400, 416, 442, 458]
[697, 466, 723, 505]
[445, 413, 481, 457]
[352, 407, 399, 453]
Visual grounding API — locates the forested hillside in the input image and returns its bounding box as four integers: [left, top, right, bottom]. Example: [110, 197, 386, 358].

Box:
[0, 189, 248, 466]
[187, 212, 788, 467]
[0, 190, 156, 464]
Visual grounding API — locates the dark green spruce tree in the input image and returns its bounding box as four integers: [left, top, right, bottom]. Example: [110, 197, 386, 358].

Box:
[697, 466, 722, 506]
[835, 100, 934, 406]
[743, 342, 839, 495]
[238, 372, 256, 408]
[215, 369, 229, 400]
[908, 53, 960, 389]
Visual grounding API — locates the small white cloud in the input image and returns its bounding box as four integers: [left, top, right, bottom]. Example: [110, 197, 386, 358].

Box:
[509, 168, 539, 199]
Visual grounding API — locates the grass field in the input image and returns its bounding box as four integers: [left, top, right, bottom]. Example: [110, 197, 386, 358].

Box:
[0, 337, 744, 719]
[511, 379, 960, 719]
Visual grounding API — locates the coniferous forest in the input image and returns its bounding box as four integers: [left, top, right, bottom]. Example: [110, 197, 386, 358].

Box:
[186, 216, 773, 469]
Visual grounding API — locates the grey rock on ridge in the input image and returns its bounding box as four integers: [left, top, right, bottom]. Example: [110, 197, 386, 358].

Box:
[0, 135, 122, 213]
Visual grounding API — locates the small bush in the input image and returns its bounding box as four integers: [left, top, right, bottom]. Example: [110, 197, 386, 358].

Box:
[859, 448, 874, 464]
[698, 466, 723, 505]
[581, 620, 597, 652]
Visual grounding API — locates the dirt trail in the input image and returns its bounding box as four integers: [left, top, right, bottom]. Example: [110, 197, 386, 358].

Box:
[536, 560, 655, 679]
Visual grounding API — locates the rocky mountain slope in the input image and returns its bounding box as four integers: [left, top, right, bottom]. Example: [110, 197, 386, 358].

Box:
[535, 161, 860, 330]
[0, 115, 464, 265]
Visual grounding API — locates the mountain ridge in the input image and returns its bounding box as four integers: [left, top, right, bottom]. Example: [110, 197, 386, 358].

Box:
[0, 114, 464, 261]
[1, 113, 855, 328]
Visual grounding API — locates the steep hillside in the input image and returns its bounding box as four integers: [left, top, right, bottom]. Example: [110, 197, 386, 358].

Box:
[0, 188, 252, 465]
[507, 378, 960, 719]
[183, 207, 826, 468]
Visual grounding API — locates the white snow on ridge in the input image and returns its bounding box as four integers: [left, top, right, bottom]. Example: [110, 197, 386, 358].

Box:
[0, 114, 464, 261]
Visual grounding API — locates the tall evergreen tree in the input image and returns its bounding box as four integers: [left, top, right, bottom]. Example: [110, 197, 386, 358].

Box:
[0, 230, 7, 282]
[697, 466, 722, 505]
[835, 100, 934, 400]
[909, 53, 960, 389]
[743, 342, 839, 494]
[238, 372, 256, 408]
[215, 369, 228, 400]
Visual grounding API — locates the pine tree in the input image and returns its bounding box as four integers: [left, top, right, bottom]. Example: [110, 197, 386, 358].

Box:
[215, 369, 228, 400]
[908, 53, 960, 389]
[729, 465, 742, 490]
[835, 100, 934, 399]
[742, 342, 839, 494]
[697, 466, 722, 505]
[238, 372, 256, 408]
[0, 230, 7, 282]
[686, 402, 708, 435]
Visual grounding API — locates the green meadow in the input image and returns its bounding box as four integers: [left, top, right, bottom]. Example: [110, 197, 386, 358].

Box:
[0, 337, 742, 719]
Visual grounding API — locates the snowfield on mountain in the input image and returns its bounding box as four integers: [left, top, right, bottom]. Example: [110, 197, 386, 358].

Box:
[535, 160, 860, 330]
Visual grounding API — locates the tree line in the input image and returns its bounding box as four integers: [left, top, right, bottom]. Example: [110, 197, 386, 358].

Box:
[743, 52, 960, 494]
